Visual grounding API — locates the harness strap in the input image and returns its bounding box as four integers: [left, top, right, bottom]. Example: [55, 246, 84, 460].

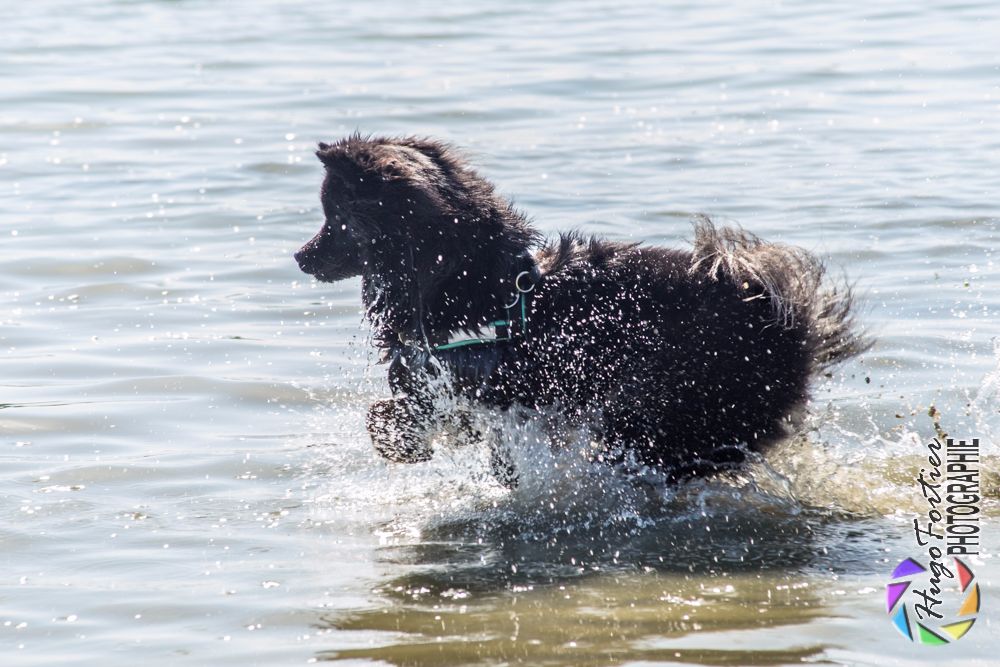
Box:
[432, 292, 532, 352]
[432, 264, 536, 352]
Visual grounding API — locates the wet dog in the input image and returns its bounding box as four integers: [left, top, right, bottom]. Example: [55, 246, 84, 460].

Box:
[295, 135, 867, 485]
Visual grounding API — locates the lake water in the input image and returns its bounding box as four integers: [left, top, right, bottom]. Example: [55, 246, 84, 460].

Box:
[2, 1, 998, 664]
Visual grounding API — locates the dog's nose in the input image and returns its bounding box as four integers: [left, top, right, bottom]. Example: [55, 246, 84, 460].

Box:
[294, 247, 316, 273]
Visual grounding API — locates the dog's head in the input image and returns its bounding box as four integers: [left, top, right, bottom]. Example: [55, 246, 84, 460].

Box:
[295, 135, 515, 281]
[295, 135, 538, 340]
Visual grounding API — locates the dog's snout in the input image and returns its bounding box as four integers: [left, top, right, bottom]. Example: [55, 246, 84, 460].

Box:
[294, 244, 319, 273]
[295, 227, 327, 271]
[294, 216, 363, 282]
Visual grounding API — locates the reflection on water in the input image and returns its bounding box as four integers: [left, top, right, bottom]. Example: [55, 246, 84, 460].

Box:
[308, 424, 896, 665]
[294, 371, 998, 665]
[299, 393, 996, 665]
[320, 570, 829, 665]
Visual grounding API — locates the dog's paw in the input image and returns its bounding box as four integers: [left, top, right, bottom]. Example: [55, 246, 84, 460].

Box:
[366, 399, 433, 463]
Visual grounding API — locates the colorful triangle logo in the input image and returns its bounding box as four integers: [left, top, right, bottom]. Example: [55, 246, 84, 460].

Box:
[892, 558, 925, 579]
[954, 558, 974, 592]
[891, 604, 912, 640]
[941, 619, 975, 641]
[959, 584, 980, 616]
[917, 623, 950, 646]
[886, 581, 910, 611]
[888, 557, 979, 644]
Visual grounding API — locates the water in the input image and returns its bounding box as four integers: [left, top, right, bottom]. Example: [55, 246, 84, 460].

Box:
[2, 1, 998, 664]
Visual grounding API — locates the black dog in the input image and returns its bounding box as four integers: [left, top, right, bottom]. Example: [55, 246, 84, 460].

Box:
[295, 135, 867, 484]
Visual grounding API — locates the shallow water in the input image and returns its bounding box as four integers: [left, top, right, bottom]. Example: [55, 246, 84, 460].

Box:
[2, 1, 998, 664]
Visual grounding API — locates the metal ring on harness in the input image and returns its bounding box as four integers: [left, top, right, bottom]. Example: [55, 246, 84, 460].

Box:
[514, 270, 535, 293]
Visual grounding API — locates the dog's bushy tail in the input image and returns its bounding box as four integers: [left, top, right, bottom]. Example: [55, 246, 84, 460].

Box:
[689, 216, 870, 370]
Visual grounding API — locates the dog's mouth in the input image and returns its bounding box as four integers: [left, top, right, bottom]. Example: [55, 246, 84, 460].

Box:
[294, 249, 362, 283]
[297, 261, 360, 283]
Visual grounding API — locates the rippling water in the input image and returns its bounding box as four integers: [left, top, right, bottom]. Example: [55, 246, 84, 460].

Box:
[3, 1, 998, 665]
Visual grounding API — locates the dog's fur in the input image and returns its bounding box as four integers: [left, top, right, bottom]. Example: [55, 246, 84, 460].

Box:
[296, 135, 868, 481]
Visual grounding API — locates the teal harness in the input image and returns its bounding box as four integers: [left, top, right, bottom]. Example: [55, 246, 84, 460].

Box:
[431, 269, 535, 352]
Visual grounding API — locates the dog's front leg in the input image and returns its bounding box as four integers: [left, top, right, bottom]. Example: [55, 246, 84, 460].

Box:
[438, 411, 518, 489]
[366, 396, 435, 463]
[487, 427, 518, 489]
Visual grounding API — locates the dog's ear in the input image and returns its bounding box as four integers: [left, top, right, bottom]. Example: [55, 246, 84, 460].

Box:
[398, 137, 458, 171]
[316, 142, 333, 165]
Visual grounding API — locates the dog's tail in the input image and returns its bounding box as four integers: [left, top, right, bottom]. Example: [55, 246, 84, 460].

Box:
[689, 216, 870, 371]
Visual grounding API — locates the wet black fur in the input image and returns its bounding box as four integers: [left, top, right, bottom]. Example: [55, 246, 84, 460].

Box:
[296, 135, 869, 480]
